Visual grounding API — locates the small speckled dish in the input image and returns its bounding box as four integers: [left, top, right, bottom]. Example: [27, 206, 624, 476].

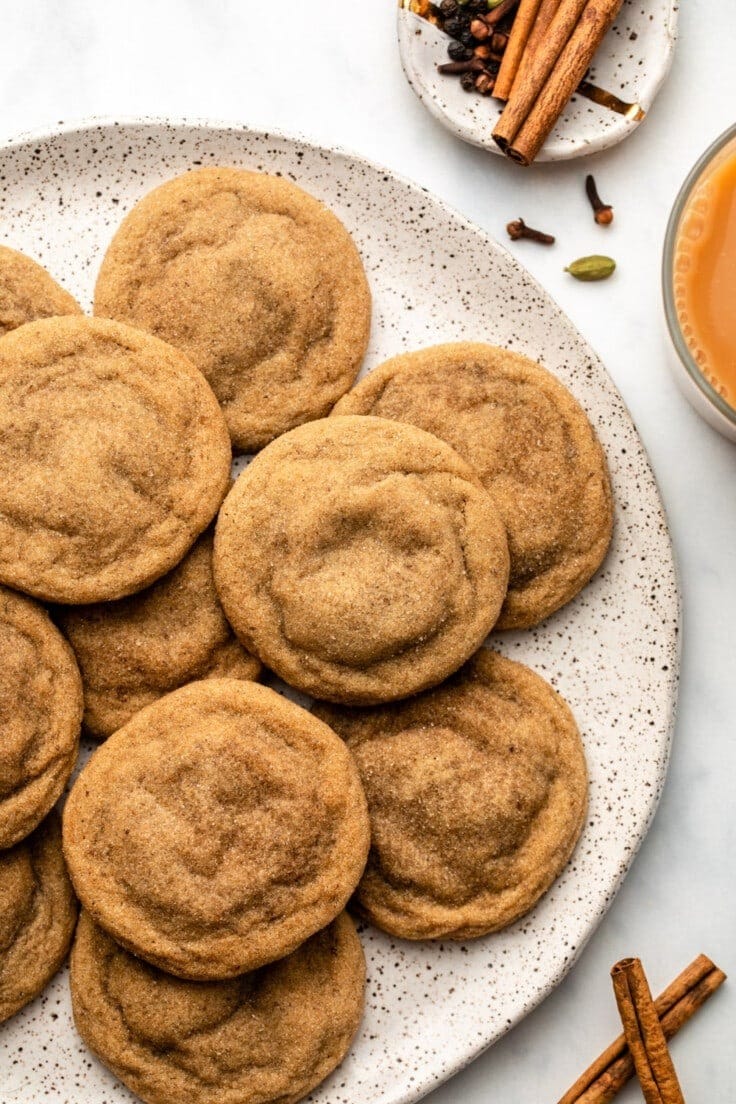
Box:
[398, 0, 678, 160]
[0, 119, 679, 1104]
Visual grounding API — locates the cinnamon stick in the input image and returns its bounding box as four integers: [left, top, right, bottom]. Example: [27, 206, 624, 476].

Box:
[506, 0, 624, 164]
[491, 0, 589, 151]
[558, 955, 726, 1104]
[512, 0, 563, 89]
[610, 958, 685, 1104]
[493, 0, 545, 100]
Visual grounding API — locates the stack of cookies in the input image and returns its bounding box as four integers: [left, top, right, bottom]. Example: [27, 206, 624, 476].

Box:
[0, 167, 613, 1104]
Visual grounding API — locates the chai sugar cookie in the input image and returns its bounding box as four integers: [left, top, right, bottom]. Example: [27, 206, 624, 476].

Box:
[333, 343, 613, 629]
[71, 911, 365, 1104]
[314, 649, 587, 940]
[0, 316, 231, 604]
[0, 245, 82, 336]
[0, 814, 78, 1024]
[0, 585, 82, 849]
[94, 167, 371, 453]
[58, 531, 260, 740]
[63, 679, 369, 979]
[214, 416, 510, 704]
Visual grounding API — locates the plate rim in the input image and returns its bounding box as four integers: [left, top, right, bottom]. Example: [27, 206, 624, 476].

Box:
[0, 116, 682, 1103]
[397, 3, 679, 161]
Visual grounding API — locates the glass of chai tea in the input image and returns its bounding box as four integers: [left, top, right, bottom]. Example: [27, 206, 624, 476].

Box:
[663, 123, 736, 441]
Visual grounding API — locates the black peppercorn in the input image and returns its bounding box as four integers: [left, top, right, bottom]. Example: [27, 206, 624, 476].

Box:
[460, 30, 476, 46]
[440, 0, 459, 15]
[459, 71, 476, 91]
[448, 39, 473, 60]
[443, 16, 464, 37]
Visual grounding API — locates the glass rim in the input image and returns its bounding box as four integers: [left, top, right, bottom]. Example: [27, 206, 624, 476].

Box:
[662, 121, 736, 427]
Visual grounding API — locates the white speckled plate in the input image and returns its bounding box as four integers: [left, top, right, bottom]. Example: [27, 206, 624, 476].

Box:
[0, 119, 679, 1104]
[398, 0, 678, 160]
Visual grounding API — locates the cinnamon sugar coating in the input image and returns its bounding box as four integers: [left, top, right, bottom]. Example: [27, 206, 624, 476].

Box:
[0, 814, 78, 1023]
[0, 245, 81, 336]
[71, 911, 365, 1104]
[0, 316, 231, 604]
[63, 680, 370, 979]
[94, 167, 372, 452]
[58, 531, 260, 740]
[0, 585, 82, 849]
[214, 415, 510, 704]
[333, 343, 613, 629]
[314, 649, 587, 940]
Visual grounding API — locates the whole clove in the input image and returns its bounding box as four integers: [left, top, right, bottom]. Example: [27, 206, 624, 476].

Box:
[506, 218, 555, 245]
[438, 57, 486, 74]
[585, 174, 614, 225]
[475, 71, 496, 94]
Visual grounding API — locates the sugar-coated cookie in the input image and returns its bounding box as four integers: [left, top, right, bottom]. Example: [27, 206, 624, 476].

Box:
[0, 585, 82, 849]
[315, 649, 587, 940]
[214, 415, 510, 704]
[95, 167, 371, 452]
[71, 911, 365, 1104]
[0, 316, 231, 604]
[63, 680, 369, 979]
[0, 245, 81, 336]
[0, 814, 78, 1023]
[333, 343, 613, 629]
[58, 531, 260, 739]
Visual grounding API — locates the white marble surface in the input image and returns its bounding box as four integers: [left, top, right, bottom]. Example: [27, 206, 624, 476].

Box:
[0, 1, 734, 1100]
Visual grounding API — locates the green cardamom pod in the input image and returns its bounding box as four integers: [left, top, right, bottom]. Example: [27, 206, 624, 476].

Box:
[564, 255, 616, 281]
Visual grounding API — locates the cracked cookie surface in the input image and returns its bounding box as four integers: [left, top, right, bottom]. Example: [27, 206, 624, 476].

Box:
[214, 415, 510, 704]
[0, 245, 82, 336]
[333, 343, 613, 629]
[94, 167, 372, 453]
[71, 910, 365, 1104]
[0, 813, 78, 1024]
[314, 649, 587, 940]
[0, 316, 231, 604]
[57, 531, 261, 740]
[0, 585, 82, 848]
[63, 679, 370, 979]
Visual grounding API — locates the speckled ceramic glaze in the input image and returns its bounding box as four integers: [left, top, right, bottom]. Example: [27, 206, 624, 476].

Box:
[0, 120, 679, 1104]
[398, 0, 678, 160]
